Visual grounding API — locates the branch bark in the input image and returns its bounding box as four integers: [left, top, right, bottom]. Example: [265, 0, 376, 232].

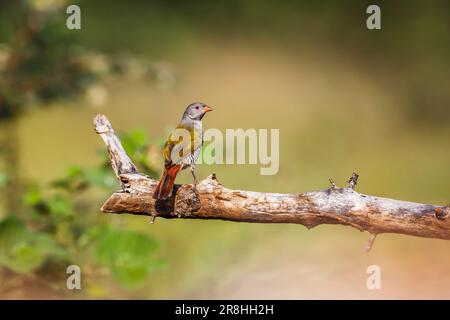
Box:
[94, 114, 450, 243]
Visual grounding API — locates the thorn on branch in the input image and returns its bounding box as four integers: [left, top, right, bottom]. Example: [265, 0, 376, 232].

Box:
[206, 172, 220, 185]
[348, 172, 359, 190]
[329, 177, 337, 189]
[365, 233, 377, 252]
[304, 221, 320, 229]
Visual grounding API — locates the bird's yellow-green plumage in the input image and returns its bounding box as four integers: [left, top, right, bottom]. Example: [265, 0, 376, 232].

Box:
[154, 102, 212, 200]
[163, 122, 202, 166]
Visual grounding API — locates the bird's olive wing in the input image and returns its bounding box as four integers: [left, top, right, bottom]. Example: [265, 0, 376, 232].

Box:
[164, 125, 201, 165]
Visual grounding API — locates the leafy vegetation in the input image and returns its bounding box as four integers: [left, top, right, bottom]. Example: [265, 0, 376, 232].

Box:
[0, 1, 165, 295]
[0, 129, 164, 293]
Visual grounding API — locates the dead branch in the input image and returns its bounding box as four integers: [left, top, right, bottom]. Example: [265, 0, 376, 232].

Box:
[94, 114, 450, 245]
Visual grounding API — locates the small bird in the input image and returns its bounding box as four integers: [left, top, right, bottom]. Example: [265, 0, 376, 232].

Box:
[153, 102, 213, 200]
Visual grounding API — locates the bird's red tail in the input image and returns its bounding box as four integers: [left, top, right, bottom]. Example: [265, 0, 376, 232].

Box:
[153, 165, 181, 200]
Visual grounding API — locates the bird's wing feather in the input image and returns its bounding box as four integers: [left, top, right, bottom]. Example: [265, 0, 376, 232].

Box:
[163, 123, 202, 167]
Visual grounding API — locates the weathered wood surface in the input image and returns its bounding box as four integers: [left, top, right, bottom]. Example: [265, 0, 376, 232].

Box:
[94, 114, 450, 247]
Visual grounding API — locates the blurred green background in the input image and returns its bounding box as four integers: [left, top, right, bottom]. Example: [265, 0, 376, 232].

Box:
[0, 0, 449, 299]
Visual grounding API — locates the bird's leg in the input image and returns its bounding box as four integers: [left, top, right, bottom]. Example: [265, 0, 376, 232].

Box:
[190, 166, 198, 185]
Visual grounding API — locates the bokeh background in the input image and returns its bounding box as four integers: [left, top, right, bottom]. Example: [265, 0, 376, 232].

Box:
[0, 0, 449, 299]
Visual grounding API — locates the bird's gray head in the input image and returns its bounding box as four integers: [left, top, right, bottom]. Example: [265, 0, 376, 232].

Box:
[182, 102, 213, 121]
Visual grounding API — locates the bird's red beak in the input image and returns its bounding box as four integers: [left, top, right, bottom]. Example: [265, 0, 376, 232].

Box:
[203, 105, 213, 113]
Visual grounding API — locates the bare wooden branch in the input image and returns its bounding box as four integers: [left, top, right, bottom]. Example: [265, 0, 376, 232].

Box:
[94, 114, 137, 187]
[94, 114, 450, 242]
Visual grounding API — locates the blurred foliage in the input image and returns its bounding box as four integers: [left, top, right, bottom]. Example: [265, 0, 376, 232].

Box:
[0, 1, 170, 294]
[0, 129, 164, 293]
[96, 228, 163, 289]
[121, 128, 159, 178]
[0, 217, 66, 273]
[0, 0, 93, 120]
[70, 0, 449, 123]
[0, 0, 174, 120]
[0, 172, 7, 187]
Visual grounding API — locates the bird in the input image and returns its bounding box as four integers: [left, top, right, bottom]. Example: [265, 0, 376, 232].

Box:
[153, 102, 213, 200]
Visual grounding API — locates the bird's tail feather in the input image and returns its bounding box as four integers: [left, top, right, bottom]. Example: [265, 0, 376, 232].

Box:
[153, 165, 181, 200]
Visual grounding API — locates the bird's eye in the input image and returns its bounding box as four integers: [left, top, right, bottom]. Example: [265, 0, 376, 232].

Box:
[195, 106, 199, 110]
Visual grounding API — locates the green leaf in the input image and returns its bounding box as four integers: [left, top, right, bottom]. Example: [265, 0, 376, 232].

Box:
[0, 172, 7, 187]
[86, 167, 116, 189]
[77, 226, 101, 248]
[48, 195, 73, 218]
[51, 165, 89, 191]
[0, 217, 66, 273]
[95, 228, 160, 289]
[24, 189, 42, 206]
[121, 128, 148, 155]
[65, 165, 84, 179]
[129, 128, 148, 148]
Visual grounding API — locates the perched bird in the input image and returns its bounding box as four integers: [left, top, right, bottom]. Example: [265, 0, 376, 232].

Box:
[153, 102, 213, 200]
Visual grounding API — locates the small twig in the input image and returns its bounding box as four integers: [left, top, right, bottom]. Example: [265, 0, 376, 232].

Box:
[348, 172, 359, 190]
[329, 177, 337, 189]
[365, 233, 378, 252]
